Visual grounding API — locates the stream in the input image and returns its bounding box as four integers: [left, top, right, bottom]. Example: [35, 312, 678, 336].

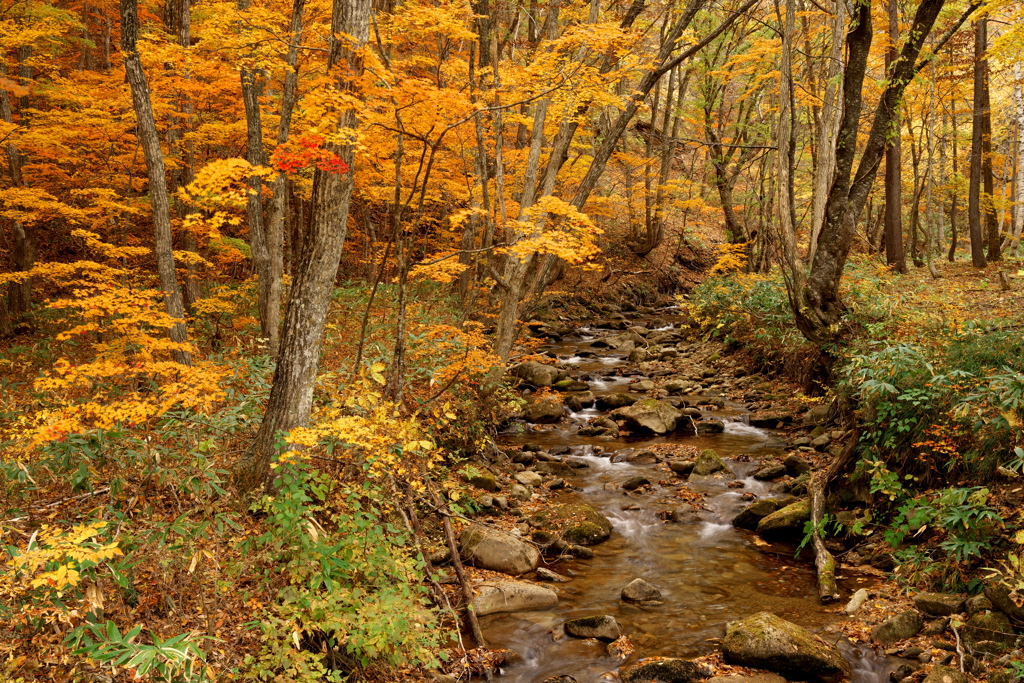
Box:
[482, 314, 894, 683]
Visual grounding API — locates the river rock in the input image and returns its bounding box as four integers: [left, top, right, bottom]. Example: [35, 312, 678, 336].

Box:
[753, 464, 787, 481]
[564, 615, 620, 641]
[749, 411, 795, 428]
[471, 580, 558, 616]
[596, 393, 638, 410]
[508, 484, 532, 501]
[523, 397, 565, 423]
[696, 419, 726, 435]
[621, 578, 662, 602]
[554, 379, 591, 392]
[541, 677, 578, 683]
[627, 450, 661, 465]
[622, 475, 650, 491]
[964, 594, 992, 616]
[844, 588, 869, 615]
[535, 461, 576, 477]
[690, 448, 728, 477]
[732, 499, 783, 530]
[871, 610, 924, 646]
[529, 503, 613, 546]
[665, 379, 695, 394]
[565, 391, 596, 411]
[707, 675, 786, 683]
[756, 499, 810, 540]
[984, 582, 1024, 621]
[611, 399, 682, 434]
[783, 454, 811, 477]
[510, 361, 563, 387]
[620, 658, 711, 683]
[922, 665, 968, 683]
[669, 460, 696, 476]
[468, 472, 498, 491]
[511, 451, 536, 464]
[963, 610, 1016, 648]
[536, 567, 570, 582]
[913, 593, 965, 617]
[460, 525, 540, 576]
[722, 611, 851, 683]
[515, 471, 543, 487]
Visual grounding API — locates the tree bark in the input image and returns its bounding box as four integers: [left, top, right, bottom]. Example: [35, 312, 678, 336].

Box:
[120, 0, 193, 366]
[240, 0, 370, 489]
[967, 17, 988, 267]
[795, 0, 958, 343]
[1010, 65, 1024, 258]
[883, 0, 906, 273]
[978, 17, 999, 261]
[809, 0, 846, 263]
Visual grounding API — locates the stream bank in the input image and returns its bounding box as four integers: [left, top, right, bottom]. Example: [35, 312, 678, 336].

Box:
[439, 306, 899, 683]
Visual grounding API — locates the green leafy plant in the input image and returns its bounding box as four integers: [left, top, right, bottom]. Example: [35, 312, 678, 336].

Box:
[67, 621, 210, 682]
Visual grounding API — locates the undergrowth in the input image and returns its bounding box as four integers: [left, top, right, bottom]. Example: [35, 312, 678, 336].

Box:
[0, 282, 504, 682]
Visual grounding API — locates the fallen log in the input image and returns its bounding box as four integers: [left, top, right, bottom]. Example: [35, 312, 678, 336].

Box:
[810, 469, 840, 603]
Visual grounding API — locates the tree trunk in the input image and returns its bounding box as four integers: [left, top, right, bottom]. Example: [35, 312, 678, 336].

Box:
[776, 0, 802, 292]
[164, 0, 202, 311]
[808, 0, 847, 263]
[1010, 65, 1024, 257]
[240, 0, 370, 489]
[883, 0, 906, 273]
[978, 17, 999, 261]
[795, 0, 959, 342]
[120, 0, 193, 366]
[265, 0, 305, 348]
[967, 17, 988, 268]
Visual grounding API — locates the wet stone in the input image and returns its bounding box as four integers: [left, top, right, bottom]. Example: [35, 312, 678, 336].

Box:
[621, 578, 662, 602]
[871, 611, 924, 646]
[622, 475, 651, 491]
[564, 615, 620, 641]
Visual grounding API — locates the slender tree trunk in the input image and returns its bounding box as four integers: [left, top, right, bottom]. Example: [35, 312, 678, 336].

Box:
[809, 0, 847, 263]
[265, 0, 305, 348]
[776, 0, 803, 293]
[883, 0, 906, 273]
[968, 17, 988, 267]
[240, 0, 370, 488]
[978, 17, 999, 261]
[120, 0, 193, 366]
[164, 0, 201, 310]
[1011, 65, 1024, 257]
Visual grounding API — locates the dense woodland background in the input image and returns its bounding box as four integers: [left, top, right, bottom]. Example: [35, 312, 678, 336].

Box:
[0, 0, 1023, 678]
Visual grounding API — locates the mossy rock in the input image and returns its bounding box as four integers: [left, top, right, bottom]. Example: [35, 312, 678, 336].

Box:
[468, 473, 498, 492]
[722, 611, 850, 683]
[756, 499, 811, 540]
[620, 658, 711, 683]
[529, 503, 613, 546]
[689, 449, 728, 478]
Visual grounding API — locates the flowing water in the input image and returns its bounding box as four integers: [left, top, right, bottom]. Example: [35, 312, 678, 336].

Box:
[481, 316, 893, 683]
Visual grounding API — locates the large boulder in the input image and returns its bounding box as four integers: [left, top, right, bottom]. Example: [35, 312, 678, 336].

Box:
[459, 525, 540, 576]
[565, 391, 596, 412]
[611, 399, 682, 434]
[963, 611, 1016, 648]
[870, 610, 923, 646]
[523, 397, 565, 424]
[756, 499, 811, 540]
[984, 582, 1024, 622]
[620, 658, 711, 683]
[529, 503, 613, 546]
[471, 581, 558, 616]
[913, 593, 965, 617]
[564, 615, 620, 641]
[510, 361, 564, 387]
[722, 612, 851, 683]
[689, 449, 729, 478]
[732, 499, 784, 530]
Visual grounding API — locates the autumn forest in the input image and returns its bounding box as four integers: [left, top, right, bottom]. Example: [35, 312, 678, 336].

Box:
[1, 0, 1023, 678]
